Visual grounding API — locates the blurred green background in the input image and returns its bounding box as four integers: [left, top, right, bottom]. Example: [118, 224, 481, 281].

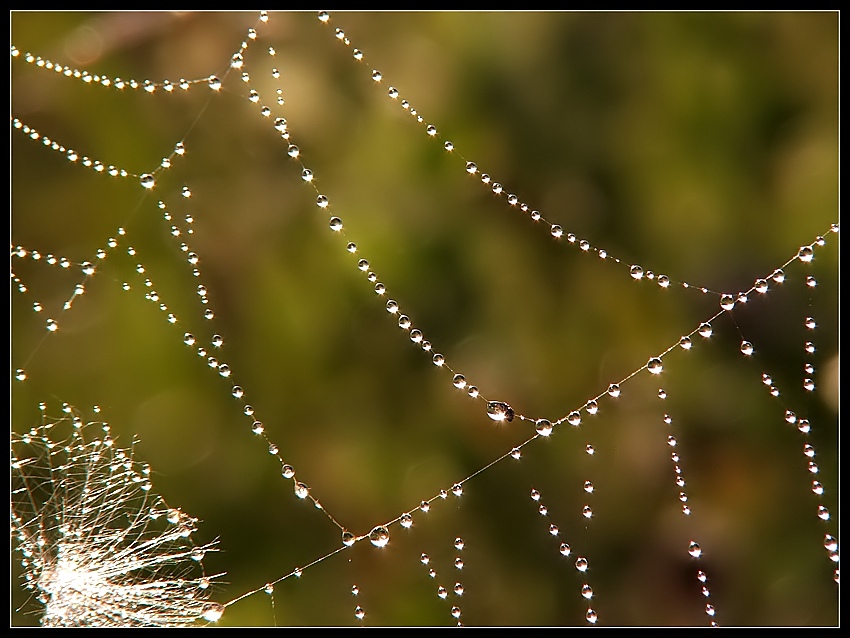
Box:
[11, 11, 838, 626]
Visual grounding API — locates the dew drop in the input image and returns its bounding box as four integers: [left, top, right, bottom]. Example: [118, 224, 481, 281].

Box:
[354, 606, 365, 620]
[583, 481, 594, 493]
[535, 419, 553, 436]
[140, 173, 155, 189]
[630, 264, 644, 279]
[754, 278, 769, 293]
[287, 144, 300, 158]
[798, 245, 814, 262]
[452, 374, 467, 389]
[740, 341, 754, 356]
[432, 353, 445, 366]
[369, 525, 390, 547]
[294, 482, 309, 499]
[452, 483, 463, 497]
[486, 401, 514, 422]
[15, 369, 26, 381]
[582, 584, 594, 600]
[607, 383, 620, 398]
[698, 322, 713, 338]
[342, 530, 356, 546]
[400, 513, 413, 528]
[371, 69, 382, 82]
[575, 557, 588, 572]
[420, 500, 430, 513]
[329, 217, 343, 231]
[201, 602, 225, 622]
[551, 225, 563, 238]
[465, 162, 477, 174]
[679, 336, 692, 350]
[720, 294, 735, 311]
[46, 318, 58, 332]
[586, 400, 598, 415]
[647, 357, 663, 374]
[567, 411, 581, 426]
[559, 543, 571, 556]
[688, 541, 702, 558]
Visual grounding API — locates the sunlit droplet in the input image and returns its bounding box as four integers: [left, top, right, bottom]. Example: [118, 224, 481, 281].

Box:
[740, 341, 754, 356]
[647, 357, 663, 374]
[201, 602, 225, 622]
[688, 541, 702, 558]
[369, 525, 390, 547]
[536, 419, 553, 436]
[698, 323, 712, 338]
[487, 401, 514, 422]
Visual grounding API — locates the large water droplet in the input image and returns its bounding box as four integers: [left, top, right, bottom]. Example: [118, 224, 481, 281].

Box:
[369, 525, 390, 547]
[575, 557, 588, 572]
[535, 419, 553, 436]
[798, 245, 814, 262]
[201, 602, 225, 622]
[487, 401, 514, 422]
[294, 482, 309, 499]
[140, 173, 155, 189]
[688, 541, 702, 558]
[647, 357, 663, 374]
[720, 294, 735, 311]
[698, 322, 713, 338]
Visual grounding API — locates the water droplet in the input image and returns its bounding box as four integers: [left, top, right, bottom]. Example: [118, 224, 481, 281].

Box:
[584, 481, 594, 493]
[452, 483, 463, 497]
[688, 541, 702, 558]
[454, 557, 464, 569]
[218, 364, 231, 378]
[575, 557, 588, 572]
[426, 124, 437, 136]
[201, 602, 225, 622]
[754, 278, 769, 293]
[535, 419, 553, 436]
[630, 265, 644, 279]
[452, 374, 467, 389]
[607, 383, 620, 398]
[15, 369, 26, 381]
[551, 225, 563, 238]
[586, 444, 595, 455]
[582, 505, 593, 519]
[467, 385, 479, 398]
[549, 524, 559, 535]
[798, 245, 814, 262]
[294, 482, 309, 499]
[369, 525, 390, 547]
[486, 401, 514, 422]
[657, 274, 670, 287]
[559, 543, 571, 556]
[772, 269, 785, 283]
[400, 513, 413, 528]
[140, 173, 155, 189]
[371, 69, 382, 81]
[817, 505, 830, 521]
[329, 217, 343, 231]
[698, 322, 713, 338]
[740, 341, 754, 356]
[46, 318, 58, 332]
[720, 294, 735, 310]
[204, 309, 215, 320]
[432, 353, 445, 366]
[581, 584, 594, 600]
[420, 500, 430, 513]
[398, 315, 411, 330]
[567, 411, 581, 426]
[465, 162, 477, 174]
[647, 357, 663, 374]
[287, 144, 300, 158]
[586, 400, 598, 415]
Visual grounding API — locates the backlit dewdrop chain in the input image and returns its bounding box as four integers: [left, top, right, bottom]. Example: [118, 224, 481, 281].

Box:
[11, 12, 351, 537]
[10, 12, 268, 95]
[317, 11, 726, 300]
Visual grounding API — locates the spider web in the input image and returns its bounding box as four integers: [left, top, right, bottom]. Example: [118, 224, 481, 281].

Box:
[11, 11, 838, 626]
